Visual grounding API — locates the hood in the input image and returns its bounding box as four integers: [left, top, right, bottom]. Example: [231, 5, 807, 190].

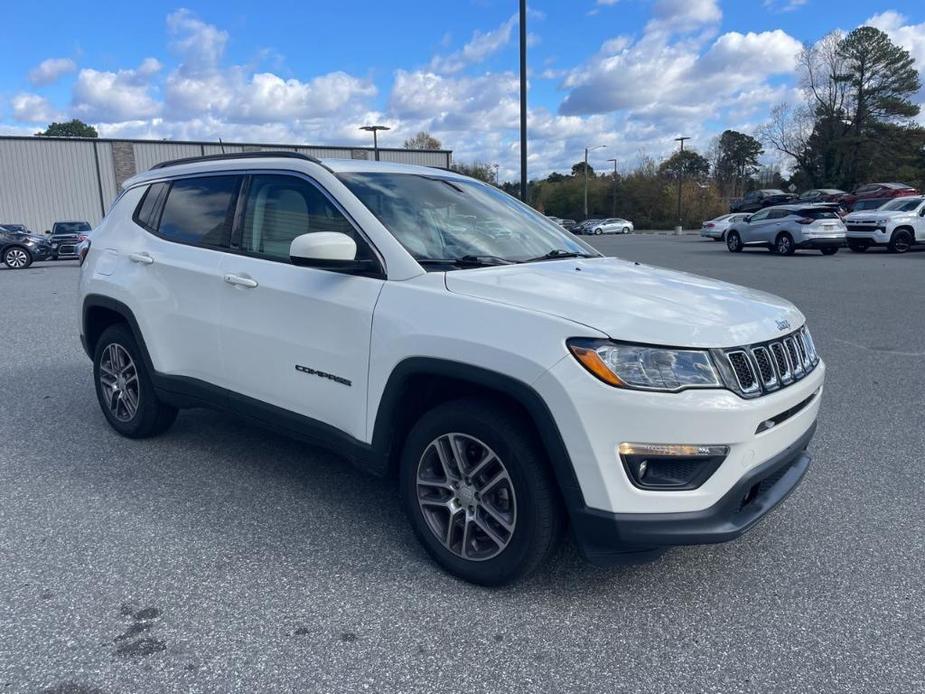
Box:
[444, 257, 804, 348]
[846, 209, 911, 221]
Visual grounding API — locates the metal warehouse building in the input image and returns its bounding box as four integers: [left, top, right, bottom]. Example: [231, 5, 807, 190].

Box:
[0, 135, 453, 233]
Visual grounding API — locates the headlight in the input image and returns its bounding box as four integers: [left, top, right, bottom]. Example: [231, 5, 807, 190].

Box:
[875, 219, 889, 225]
[567, 339, 721, 392]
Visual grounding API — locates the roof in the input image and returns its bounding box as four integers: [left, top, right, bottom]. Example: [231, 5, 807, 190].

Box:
[124, 153, 465, 189]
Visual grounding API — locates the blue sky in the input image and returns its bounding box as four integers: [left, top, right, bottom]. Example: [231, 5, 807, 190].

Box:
[2, 0, 924, 180]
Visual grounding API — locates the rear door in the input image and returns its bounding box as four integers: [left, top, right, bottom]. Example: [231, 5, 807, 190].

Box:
[217, 172, 385, 441]
[127, 174, 241, 384]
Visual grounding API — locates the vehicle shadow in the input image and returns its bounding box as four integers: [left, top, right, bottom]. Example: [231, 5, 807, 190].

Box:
[24, 362, 654, 596]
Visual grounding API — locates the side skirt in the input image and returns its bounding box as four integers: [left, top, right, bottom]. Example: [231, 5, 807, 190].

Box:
[151, 372, 384, 477]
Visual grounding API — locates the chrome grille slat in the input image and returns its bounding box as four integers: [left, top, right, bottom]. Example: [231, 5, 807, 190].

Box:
[723, 328, 818, 398]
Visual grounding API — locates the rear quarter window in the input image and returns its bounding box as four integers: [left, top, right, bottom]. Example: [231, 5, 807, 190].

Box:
[132, 182, 170, 232]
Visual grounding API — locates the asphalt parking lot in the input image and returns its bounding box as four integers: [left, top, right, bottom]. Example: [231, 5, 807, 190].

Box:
[1, 238, 923, 693]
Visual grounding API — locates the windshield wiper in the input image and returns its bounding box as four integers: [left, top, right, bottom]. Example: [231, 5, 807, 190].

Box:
[523, 249, 597, 263]
[416, 254, 516, 268]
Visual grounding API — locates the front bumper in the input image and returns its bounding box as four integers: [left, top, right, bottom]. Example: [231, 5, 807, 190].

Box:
[571, 422, 814, 565]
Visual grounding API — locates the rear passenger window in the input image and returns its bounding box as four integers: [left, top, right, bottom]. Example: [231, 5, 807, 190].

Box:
[158, 176, 241, 247]
[239, 174, 358, 261]
[133, 182, 169, 231]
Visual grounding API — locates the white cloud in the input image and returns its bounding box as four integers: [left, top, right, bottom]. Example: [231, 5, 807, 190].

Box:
[167, 9, 228, 70]
[72, 59, 163, 121]
[28, 58, 77, 86]
[646, 0, 722, 35]
[11, 93, 60, 122]
[428, 15, 518, 74]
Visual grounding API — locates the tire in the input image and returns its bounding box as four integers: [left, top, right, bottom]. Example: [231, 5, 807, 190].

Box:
[726, 231, 742, 253]
[820, 248, 838, 256]
[93, 324, 178, 439]
[399, 398, 564, 586]
[888, 228, 913, 254]
[594, 228, 603, 235]
[774, 233, 796, 256]
[3, 246, 33, 269]
[848, 240, 869, 253]
[622, 227, 630, 234]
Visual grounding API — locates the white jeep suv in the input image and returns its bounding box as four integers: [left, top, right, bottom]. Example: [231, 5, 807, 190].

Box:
[78, 153, 824, 585]
[845, 195, 925, 253]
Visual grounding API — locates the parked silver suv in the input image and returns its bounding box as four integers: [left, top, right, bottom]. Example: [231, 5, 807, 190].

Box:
[725, 204, 846, 256]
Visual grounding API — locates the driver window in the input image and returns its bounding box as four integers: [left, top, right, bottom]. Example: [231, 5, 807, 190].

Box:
[240, 174, 357, 261]
[750, 210, 769, 222]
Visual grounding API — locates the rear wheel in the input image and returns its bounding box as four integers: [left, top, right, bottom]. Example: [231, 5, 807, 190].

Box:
[594, 228, 603, 235]
[848, 240, 870, 253]
[820, 248, 838, 255]
[726, 231, 742, 252]
[93, 324, 178, 438]
[3, 246, 32, 269]
[888, 229, 913, 254]
[400, 398, 563, 586]
[774, 233, 796, 256]
[622, 227, 630, 234]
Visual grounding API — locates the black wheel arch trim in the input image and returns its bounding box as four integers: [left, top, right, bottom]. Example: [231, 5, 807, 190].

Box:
[370, 357, 586, 513]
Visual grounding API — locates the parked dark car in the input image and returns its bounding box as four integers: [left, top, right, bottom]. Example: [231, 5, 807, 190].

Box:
[837, 182, 918, 209]
[48, 221, 92, 260]
[797, 188, 845, 204]
[848, 198, 888, 212]
[730, 189, 797, 213]
[1, 224, 51, 269]
[573, 219, 603, 235]
[558, 218, 577, 231]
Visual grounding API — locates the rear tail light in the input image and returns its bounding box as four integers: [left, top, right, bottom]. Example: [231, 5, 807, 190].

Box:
[78, 240, 91, 266]
[705, 223, 714, 228]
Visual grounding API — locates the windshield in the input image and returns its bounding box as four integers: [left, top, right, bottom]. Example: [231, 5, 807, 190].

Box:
[338, 172, 598, 267]
[55, 222, 91, 234]
[880, 196, 923, 212]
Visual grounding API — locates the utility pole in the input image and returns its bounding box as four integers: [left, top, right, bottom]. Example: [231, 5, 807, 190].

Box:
[519, 0, 528, 202]
[360, 125, 390, 161]
[607, 158, 618, 217]
[583, 144, 606, 218]
[674, 136, 690, 230]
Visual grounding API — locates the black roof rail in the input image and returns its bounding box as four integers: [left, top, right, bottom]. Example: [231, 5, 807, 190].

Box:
[150, 150, 326, 170]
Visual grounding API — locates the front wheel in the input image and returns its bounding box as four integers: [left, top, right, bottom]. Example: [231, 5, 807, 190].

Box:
[400, 398, 563, 586]
[889, 229, 913, 254]
[3, 246, 32, 269]
[93, 324, 178, 438]
[594, 228, 603, 235]
[622, 227, 630, 234]
[820, 248, 838, 255]
[726, 231, 742, 252]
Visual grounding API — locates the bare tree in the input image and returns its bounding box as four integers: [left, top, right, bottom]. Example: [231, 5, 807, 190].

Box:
[758, 103, 815, 177]
[799, 32, 848, 120]
[403, 131, 443, 150]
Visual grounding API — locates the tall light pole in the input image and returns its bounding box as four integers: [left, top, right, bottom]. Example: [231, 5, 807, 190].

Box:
[360, 125, 390, 161]
[606, 158, 618, 217]
[584, 144, 606, 219]
[519, 0, 528, 202]
[674, 136, 690, 230]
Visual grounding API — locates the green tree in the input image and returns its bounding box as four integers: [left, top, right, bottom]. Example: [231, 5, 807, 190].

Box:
[658, 149, 710, 178]
[714, 130, 763, 197]
[403, 131, 442, 150]
[571, 161, 594, 177]
[36, 119, 98, 138]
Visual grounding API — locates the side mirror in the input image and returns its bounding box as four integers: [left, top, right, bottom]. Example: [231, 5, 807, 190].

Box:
[289, 232, 376, 274]
[744, 215, 752, 223]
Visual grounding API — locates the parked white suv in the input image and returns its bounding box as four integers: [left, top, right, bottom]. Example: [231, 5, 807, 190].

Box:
[78, 153, 824, 585]
[844, 195, 925, 254]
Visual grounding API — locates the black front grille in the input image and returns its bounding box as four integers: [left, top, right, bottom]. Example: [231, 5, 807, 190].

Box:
[722, 328, 819, 398]
[728, 352, 756, 391]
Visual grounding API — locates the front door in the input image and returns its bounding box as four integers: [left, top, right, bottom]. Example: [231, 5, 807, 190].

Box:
[218, 173, 384, 442]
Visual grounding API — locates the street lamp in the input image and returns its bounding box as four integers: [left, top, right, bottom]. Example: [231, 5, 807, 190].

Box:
[519, 0, 527, 201]
[583, 144, 606, 218]
[674, 136, 690, 230]
[606, 158, 618, 217]
[360, 125, 390, 161]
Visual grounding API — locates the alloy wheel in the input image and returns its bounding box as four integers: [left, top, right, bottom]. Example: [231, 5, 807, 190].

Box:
[727, 232, 741, 252]
[891, 230, 912, 253]
[4, 248, 29, 268]
[416, 433, 517, 562]
[99, 343, 140, 422]
[776, 235, 793, 255]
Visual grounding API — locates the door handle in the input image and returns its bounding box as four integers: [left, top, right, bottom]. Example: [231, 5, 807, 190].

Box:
[128, 252, 154, 265]
[223, 273, 258, 288]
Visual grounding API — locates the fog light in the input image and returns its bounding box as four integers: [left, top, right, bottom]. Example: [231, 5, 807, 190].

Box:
[619, 443, 729, 491]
